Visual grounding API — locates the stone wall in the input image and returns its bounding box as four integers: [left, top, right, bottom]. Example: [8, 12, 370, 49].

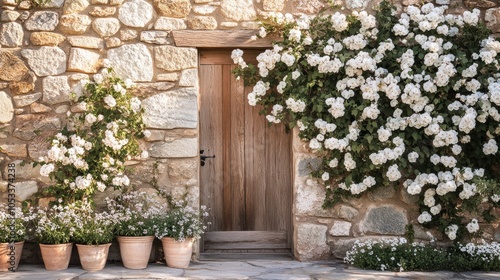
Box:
[1, 0, 500, 262]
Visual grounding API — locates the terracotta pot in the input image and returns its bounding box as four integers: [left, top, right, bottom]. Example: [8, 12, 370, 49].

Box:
[39, 243, 73, 271]
[161, 237, 193, 268]
[76, 243, 111, 271]
[0, 241, 24, 272]
[117, 236, 154, 269]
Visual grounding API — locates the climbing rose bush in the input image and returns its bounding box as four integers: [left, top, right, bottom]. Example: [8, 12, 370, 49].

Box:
[233, 1, 500, 240]
[35, 64, 149, 203]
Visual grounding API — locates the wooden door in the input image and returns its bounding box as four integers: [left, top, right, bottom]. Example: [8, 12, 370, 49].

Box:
[199, 49, 292, 252]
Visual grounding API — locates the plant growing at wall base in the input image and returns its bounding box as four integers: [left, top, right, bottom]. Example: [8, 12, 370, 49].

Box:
[232, 1, 500, 240]
[34, 64, 150, 203]
[344, 238, 500, 272]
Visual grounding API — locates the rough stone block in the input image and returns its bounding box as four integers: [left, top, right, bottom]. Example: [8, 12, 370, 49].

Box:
[15, 181, 38, 201]
[154, 0, 192, 18]
[154, 17, 187, 30]
[0, 51, 29, 82]
[296, 223, 330, 260]
[63, 0, 90, 14]
[149, 138, 198, 158]
[0, 91, 14, 123]
[92, 18, 121, 37]
[360, 205, 408, 235]
[297, 157, 321, 176]
[263, 0, 284, 11]
[368, 186, 396, 202]
[187, 16, 217, 29]
[43, 76, 71, 104]
[0, 22, 23, 47]
[142, 88, 198, 129]
[89, 6, 117, 17]
[337, 204, 359, 221]
[67, 36, 104, 49]
[155, 46, 197, 71]
[12, 92, 42, 107]
[21, 46, 67, 76]
[119, 0, 154, 27]
[30, 32, 65, 46]
[221, 0, 256, 21]
[25, 11, 59, 31]
[68, 48, 101, 73]
[329, 221, 351, 236]
[140, 31, 170, 44]
[193, 5, 216, 15]
[179, 69, 198, 87]
[0, 144, 27, 157]
[59, 14, 92, 34]
[107, 43, 154, 82]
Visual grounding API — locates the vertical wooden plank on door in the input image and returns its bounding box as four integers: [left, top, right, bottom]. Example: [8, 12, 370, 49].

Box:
[244, 84, 267, 231]
[275, 125, 292, 238]
[227, 65, 246, 230]
[222, 64, 232, 231]
[199, 65, 224, 231]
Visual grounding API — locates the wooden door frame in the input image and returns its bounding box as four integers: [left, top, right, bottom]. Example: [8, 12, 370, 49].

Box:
[188, 37, 295, 255]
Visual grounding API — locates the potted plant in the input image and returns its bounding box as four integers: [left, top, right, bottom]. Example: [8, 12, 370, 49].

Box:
[0, 204, 27, 272]
[29, 203, 78, 271]
[72, 202, 115, 271]
[155, 202, 209, 268]
[106, 191, 166, 269]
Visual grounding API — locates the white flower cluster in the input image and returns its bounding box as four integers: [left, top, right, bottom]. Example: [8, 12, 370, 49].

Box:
[233, 2, 500, 240]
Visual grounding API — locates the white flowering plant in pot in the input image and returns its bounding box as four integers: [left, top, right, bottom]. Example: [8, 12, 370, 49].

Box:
[34, 64, 150, 203]
[0, 204, 28, 243]
[155, 201, 209, 242]
[72, 201, 116, 245]
[233, 1, 500, 240]
[27, 202, 79, 244]
[106, 191, 167, 237]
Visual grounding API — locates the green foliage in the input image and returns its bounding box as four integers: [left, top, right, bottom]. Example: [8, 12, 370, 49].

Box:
[33, 68, 147, 204]
[232, 0, 500, 240]
[345, 238, 500, 272]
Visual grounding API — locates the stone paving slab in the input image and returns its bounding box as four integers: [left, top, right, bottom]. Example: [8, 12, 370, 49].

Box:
[1, 261, 500, 280]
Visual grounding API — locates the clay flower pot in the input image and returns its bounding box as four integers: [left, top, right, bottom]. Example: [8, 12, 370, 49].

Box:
[76, 243, 111, 271]
[0, 241, 24, 272]
[117, 236, 154, 269]
[39, 243, 73, 271]
[161, 237, 193, 268]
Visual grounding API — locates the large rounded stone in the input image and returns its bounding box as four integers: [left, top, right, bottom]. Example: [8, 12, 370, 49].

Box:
[0, 22, 23, 47]
[92, 18, 121, 37]
[221, 0, 256, 21]
[360, 205, 408, 235]
[25, 11, 59, 31]
[21, 46, 67, 76]
[107, 43, 153, 82]
[118, 0, 153, 27]
[154, 0, 191, 18]
[63, 0, 90, 14]
[0, 91, 14, 123]
[59, 14, 92, 34]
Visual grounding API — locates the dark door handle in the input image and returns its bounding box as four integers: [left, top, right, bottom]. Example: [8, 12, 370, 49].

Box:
[200, 150, 215, 166]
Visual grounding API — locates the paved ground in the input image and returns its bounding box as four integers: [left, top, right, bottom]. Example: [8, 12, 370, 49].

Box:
[2, 260, 500, 280]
